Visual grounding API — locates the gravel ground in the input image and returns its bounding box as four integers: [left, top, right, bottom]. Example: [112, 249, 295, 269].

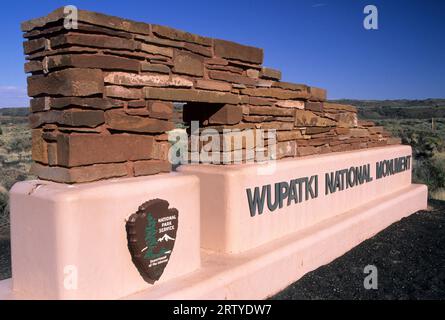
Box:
[273, 200, 445, 300]
[0, 238, 11, 281]
[0, 201, 444, 299]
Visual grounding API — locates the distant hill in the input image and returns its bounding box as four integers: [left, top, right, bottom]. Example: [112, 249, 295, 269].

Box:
[329, 99, 445, 120]
[0, 107, 29, 117]
[1, 99, 445, 121]
[330, 99, 445, 108]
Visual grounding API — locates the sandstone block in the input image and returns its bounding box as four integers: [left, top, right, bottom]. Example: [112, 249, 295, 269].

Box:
[47, 54, 140, 72]
[214, 39, 263, 64]
[29, 110, 105, 128]
[105, 111, 174, 133]
[23, 38, 47, 54]
[305, 101, 323, 112]
[324, 103, 357, 113]
[140, 62, 170, 74]
[56, 134, 155, 167]
[277, 130, 303, 141]
[152, 24, 212, 46]
[184, 43, 212, 57]
[24, 22, 133, 40]
[308, 87, 327, 101]
[32, 129, 48, 164]
[24, 60, 43, 73]
[241, 87, 310, 100]
[209, 70, 257, 86]
[30, 97, 124, 112]
[145, 88, 241, 104]
[277, 141, 297, 158]
[51, 34, 137, 51]
[104, 72, 193, 88]
[272, 82, 308, 92]
[256, 122, 294, 131]
[275, 100, 305, 109]
[249, 106, 294, 116]
[248, 97, 275, 106]
[139, 43, 173, 57]
[334, 113, 358, 128]
[194, 79, 232, 92]
[246, 69, 260, 78]
[133, 160, 171, 176]
[22, 8, 151, 35]
[27, 68, 104, 97]
[148, 101, 174, 120]
[349, 128, 369, 138]
[208, 104, 242, 125]
[331, 144, 352, 152]
[173, 51, 203, 76]
[205, 58, 229, 66]
[243, 115, 273, 122]
[105, 85, 142, 99]
[295, 110, 336, 127]
[30, 162, 128, 183]
[151, 141, 171, 161]
[296, 145, 319, 157]
[260, 67, 281, 80]
[305, 127, 331, 135]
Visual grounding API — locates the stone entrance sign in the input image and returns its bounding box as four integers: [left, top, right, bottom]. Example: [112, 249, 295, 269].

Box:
[0, 7, 427, 300]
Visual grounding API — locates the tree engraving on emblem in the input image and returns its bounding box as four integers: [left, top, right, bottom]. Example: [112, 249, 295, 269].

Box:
[126, 199, 178, 284]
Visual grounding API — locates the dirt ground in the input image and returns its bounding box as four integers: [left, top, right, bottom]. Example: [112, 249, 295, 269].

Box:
[0, 239, 10, 281]
[272, 200, 445, 300]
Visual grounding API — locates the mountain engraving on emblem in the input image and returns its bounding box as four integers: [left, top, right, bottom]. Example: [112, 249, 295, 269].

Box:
[126, 198, 179, 284]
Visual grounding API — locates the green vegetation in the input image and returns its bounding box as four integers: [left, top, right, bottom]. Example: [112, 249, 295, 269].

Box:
[0, 107, 29, 118]
[0, 107, 33, 239]
[332, 98, 445, 110]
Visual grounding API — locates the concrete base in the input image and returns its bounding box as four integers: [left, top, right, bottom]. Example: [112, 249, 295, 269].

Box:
[1, 173, 201, 299]
[2, 182, 424, 299]
[123, 184, 427, 299]
[179, 145, 415, 254]
[0, 146, 428, 300]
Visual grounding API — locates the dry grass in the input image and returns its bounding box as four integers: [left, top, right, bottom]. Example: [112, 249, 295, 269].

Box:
[0, 119, 33, 239]
[431, 189, 445, 201]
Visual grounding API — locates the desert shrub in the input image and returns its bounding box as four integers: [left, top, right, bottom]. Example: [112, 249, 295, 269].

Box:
[413, 158, 445, 195]
[400, 131, 443, 159]
[0, 168, 29, 190]
[7, 136, 31, 154]
[397, 129, 445, 196]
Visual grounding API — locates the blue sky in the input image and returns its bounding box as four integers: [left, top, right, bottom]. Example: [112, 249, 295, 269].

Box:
[0, 0, 444, 106]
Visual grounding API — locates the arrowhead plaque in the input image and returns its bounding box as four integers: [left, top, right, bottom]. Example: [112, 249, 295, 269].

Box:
[126, 199, 178, 284]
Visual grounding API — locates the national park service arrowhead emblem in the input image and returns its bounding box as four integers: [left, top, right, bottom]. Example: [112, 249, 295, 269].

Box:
[126, 199, 178, 284]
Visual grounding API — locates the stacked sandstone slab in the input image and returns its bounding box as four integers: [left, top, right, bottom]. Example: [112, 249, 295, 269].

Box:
[22, 7, 401, 183]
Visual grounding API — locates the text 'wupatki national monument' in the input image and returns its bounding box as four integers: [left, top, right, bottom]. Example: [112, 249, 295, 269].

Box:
[0, 7, 427, 299]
